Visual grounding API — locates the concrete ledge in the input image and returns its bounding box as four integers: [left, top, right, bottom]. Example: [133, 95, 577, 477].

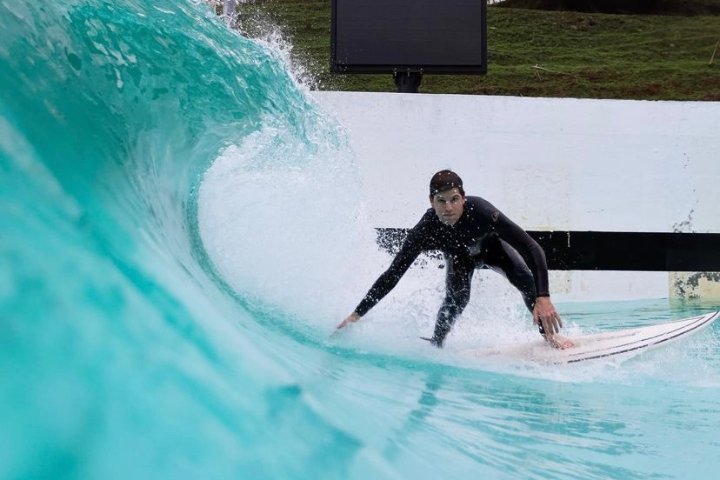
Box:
[312, 91, 720, 301]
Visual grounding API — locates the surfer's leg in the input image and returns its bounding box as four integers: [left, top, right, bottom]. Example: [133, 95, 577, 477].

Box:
[430, 257, 474, 347]
[485, 241, 573, 347]
[483, 240, 546, 334]
[484, 240, 536, 312]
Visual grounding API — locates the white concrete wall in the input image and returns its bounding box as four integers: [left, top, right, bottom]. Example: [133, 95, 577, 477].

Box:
[312, 91, 720, 301]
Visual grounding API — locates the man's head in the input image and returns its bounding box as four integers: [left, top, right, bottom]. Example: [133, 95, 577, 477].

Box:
[429, 170, 464, 198]
[429, 170, 465, 226]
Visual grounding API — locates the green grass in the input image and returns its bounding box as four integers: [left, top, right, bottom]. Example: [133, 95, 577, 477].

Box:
[236, 0, 720, 100]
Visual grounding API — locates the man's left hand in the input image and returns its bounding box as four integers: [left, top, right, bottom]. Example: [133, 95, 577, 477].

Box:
[533, 297, 575, 349]
[533, 296, 562, 336]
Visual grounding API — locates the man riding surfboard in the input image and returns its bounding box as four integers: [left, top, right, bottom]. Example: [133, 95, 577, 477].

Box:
[337, 170, 574, 349]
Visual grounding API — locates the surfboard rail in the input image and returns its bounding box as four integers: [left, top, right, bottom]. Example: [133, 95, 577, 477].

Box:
[565, 311, 719, 363]
[461, 310, 720, 365]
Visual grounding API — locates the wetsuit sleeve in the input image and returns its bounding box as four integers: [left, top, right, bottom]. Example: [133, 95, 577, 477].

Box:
[354, 227, 425, 317]
[493, 212, 550, 297]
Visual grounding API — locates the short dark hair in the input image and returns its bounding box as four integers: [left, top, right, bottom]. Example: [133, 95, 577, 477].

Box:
[429, 170, 464, 197]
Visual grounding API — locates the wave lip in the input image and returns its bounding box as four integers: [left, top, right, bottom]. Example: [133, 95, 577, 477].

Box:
[0, 0, 372, 478]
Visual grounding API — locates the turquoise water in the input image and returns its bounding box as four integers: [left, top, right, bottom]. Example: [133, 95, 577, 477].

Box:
[2, 1, 720, 479]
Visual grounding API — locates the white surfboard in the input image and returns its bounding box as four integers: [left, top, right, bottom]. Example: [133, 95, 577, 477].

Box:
[462, 310, 720, 364]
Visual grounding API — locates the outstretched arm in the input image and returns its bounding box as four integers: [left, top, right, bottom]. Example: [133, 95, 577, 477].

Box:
[336, 227, 424, 330]
[335, 255, 416, 331]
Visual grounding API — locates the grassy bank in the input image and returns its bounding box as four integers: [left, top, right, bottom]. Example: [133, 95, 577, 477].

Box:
[236, 0, 720, 100]
[498, 0, 720, 16]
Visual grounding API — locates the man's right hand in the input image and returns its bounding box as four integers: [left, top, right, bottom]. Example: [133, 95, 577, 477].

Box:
[336, 312, 360, 330]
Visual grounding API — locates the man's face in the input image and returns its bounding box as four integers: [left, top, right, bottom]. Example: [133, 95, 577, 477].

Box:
[430, 188, 465, 226]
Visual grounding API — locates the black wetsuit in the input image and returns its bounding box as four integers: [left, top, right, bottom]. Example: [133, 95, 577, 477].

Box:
[354, 196, 550, 347]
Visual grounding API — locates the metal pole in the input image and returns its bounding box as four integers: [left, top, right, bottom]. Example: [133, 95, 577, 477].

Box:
[393, 72, 423, 93]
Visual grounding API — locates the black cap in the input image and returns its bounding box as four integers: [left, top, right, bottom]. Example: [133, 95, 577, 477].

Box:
[429, 170, 464, 196]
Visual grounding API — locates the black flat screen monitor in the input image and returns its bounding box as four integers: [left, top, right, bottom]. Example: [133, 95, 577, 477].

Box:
[331, 0, 487, 74]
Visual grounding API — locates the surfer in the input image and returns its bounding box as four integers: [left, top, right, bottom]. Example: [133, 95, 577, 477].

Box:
[336, 170, 574, 349]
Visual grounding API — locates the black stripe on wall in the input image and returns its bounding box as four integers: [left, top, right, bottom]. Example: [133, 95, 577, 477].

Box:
[375, 228, 720, 271]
